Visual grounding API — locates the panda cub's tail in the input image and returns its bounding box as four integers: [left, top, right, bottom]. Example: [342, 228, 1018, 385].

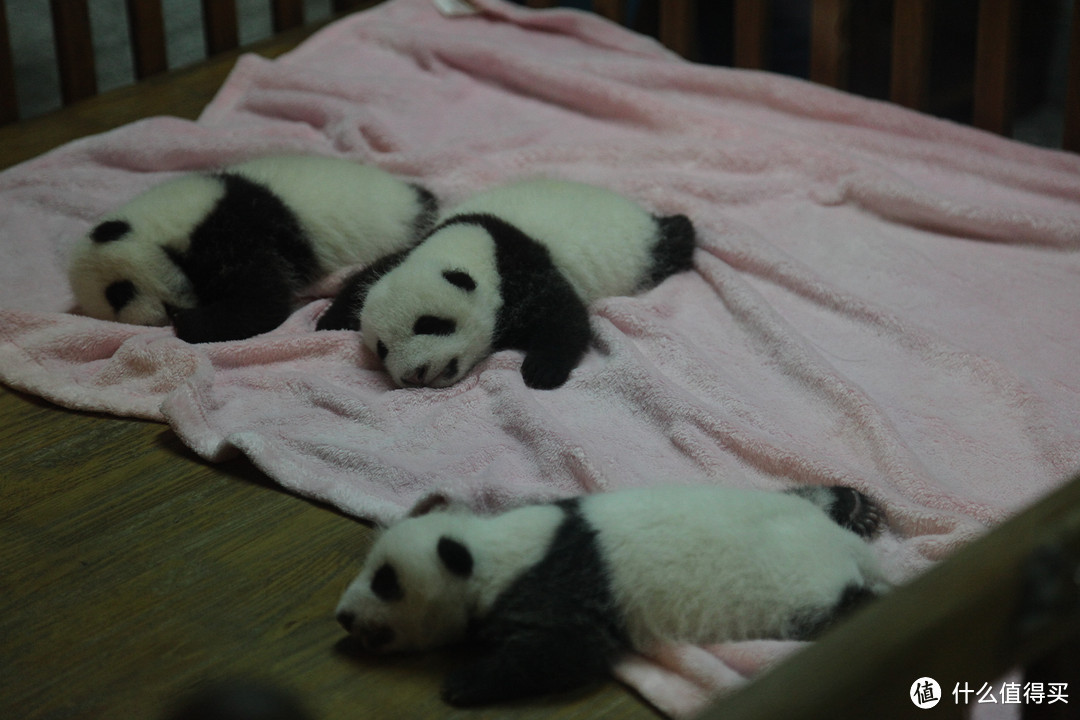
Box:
[785, 486, 885, 539]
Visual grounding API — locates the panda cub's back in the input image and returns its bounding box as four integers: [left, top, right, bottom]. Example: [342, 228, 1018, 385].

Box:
[230, 155, 430, 273]
[444, 179, 659, 304]
[581, 486, 883, 648]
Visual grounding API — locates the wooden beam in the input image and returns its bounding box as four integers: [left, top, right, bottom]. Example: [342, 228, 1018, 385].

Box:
[810, 0, 850, 89]
[201, 0, 239, 56]
[125, 0, 167, 80]
[50, 0, 98, 105]
[592, 0, 625, 23]
[733, 0, 771, 70]
[1064, 0, 1080, 153]
[0, 0, 17, 123]
[973, 0, 1018, 136]
[890, 0, 933, 111]
[659, 0, 697, 59]
[273, 0, 305, 33]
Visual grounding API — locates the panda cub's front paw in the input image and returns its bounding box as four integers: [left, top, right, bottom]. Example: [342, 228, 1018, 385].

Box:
[520, 353, 574, 390]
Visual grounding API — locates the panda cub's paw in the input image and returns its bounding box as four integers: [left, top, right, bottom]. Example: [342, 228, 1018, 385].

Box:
[520, 352, 575, 390]
[441, 663, 503, 707]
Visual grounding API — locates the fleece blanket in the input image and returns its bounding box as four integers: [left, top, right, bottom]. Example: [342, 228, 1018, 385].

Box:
[1, 0, 1079, 715]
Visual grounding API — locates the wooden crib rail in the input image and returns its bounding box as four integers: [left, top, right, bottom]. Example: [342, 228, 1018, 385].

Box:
[0, 0, 380, 125]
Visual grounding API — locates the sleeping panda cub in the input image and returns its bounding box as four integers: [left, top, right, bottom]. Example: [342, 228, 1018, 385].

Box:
[68, 155, 437, 343]
[335, 484, 888, 707]
[316, 178, 696, 389]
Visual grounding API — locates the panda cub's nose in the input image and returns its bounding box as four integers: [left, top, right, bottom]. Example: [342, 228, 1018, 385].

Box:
[401, 365, 429, 386]
[336, 610, 355, 633]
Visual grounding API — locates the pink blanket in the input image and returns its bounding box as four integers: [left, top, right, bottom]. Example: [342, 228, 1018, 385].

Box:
[1, 0, 1078, 715]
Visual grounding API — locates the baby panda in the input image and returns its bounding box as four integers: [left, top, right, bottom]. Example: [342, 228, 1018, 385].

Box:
[335, 484, 888, 707]
[316, 178, 696, 389]
[68, 154, 437, 343]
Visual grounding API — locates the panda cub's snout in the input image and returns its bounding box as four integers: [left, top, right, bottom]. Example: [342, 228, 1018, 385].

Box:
[336, 610, 396, 652]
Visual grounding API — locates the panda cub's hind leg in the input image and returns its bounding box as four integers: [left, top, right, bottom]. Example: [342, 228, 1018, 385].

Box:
[785, 485, 885, 538]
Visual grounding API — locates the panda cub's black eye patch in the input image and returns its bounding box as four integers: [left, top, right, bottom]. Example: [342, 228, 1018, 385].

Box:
[105, 280, 136, 312]
[371, 563, 404, 602]
[413, 315, 456, 336]
[90, 220, 132, 244]
[442, 270, 476, 292]
[376, 340, 388, 360]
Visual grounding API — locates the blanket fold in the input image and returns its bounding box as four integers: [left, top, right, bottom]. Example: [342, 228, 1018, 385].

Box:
[1, 1, 1078, 716]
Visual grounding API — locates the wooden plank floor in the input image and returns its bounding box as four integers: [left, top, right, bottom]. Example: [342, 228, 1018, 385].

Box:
[0, 22, 657, 720]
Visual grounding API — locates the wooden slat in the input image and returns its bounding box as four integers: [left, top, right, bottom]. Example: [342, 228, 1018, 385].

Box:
[0, 0, 17, 124]
[659, 0, 697, 59]
[1063, 0, 1079, 153]
[973, 0, 1018, 136]
[810, 0, 850, 89]
[50, 0, 98, 105]
[125, 0, 167, 80]
[273, 0, 305, 33]
[890, 0, 933, 110]
[592, 0, 625, 23]
[201, 0, 239, 56]
[733, 0, 771, 70]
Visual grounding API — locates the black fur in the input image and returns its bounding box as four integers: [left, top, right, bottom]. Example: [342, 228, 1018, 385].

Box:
[786, 583, 879, 641]
[165, 172, 318, 343]
[785, 485, 884, 539]
[647, 214, 697, 288]
[442, 499, 629, 707]
[315, 248, 412, 332]
[105, 280, 136, 312]
[370, 563, 404, 602]
[409, 184, 439, 241]
[90, 219, 132, 244]
[413, 316, 457, 336]
[443, 213, 593, 390]
[442, 270, 476, 291]
[437, 537, 474, 578]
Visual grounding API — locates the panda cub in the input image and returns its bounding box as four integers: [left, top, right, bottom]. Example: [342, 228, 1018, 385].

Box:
[335, 484, 887, 707]
[68, 155, 437, 343]
[316, 178, 696, 389]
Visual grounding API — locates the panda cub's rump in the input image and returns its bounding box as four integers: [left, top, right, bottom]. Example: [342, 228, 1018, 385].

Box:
[318, 179, 696, 389]
[335, 484, 887, 706]
[68, 155, 436, 343]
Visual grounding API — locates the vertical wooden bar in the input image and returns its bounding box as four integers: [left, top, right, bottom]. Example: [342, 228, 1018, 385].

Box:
[973, 0, 1018, 136]
[201, 0, 239, 56]
[50, 0, 97, 105]
[592, 0, 625, 23]
[810, 0, 850, 89]
[0, 0, 17, 124]
[272, 0, 305, 32]
[890, 0, 933, 110]
[125, 0, 167, 80]
[659, 0, 697, 59]
[1066, 0, 1080, 153]
[733, 0, 771, 70]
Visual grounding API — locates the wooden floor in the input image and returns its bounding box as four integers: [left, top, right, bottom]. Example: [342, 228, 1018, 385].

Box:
[0, 24, 657, 720]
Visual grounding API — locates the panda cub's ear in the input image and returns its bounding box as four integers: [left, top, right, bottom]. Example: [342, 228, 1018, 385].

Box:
[437, 537, 473, 578]
[442, 270, 476, 292]
[90, 220, 131, 244]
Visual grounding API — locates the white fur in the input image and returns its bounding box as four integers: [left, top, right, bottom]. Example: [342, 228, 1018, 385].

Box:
[335, 486, 887, 654]
[68, 155, 427, 326]
[360, 178, 662, 387]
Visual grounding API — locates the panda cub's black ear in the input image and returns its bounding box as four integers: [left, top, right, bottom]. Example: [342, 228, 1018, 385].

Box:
[437, 537, 473, 578]
[442, 270, 476, 292]
[90, 220, 132, 244]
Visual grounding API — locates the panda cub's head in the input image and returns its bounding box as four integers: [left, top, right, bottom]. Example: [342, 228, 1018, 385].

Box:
[335, 496, 478, 653]
[67, 174, 224, 326]
[360, 222, 501, 388]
